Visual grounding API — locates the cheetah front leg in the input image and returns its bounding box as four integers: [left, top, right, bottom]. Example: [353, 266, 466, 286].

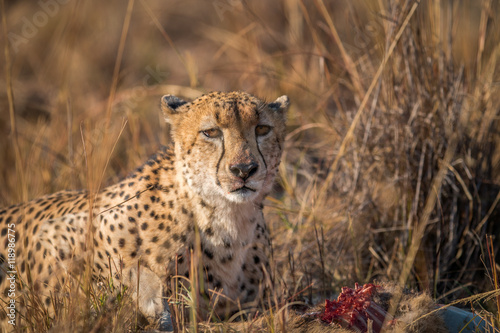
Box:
[124, 265, 174, 332]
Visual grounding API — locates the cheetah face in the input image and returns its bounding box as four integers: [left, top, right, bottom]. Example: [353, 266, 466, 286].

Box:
[161, 91, 288, 204]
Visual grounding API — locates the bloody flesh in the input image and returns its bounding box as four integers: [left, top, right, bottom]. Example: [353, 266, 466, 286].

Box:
[318, 283, 391, 332]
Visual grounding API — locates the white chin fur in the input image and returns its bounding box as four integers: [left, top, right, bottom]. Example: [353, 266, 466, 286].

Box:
[225, 189, 259, 203]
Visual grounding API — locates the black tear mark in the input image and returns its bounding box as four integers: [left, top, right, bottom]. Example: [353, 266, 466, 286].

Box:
[215, 137, 225, 187]
[256, 136, 267, 170]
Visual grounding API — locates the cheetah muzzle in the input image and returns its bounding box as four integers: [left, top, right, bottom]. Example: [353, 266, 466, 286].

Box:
[0, 91, 289, 331]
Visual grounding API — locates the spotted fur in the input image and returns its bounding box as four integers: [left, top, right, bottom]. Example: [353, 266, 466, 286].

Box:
[0, 91, 289, 331]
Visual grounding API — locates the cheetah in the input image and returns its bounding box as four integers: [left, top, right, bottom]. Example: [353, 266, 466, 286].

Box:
[0, 91, 289, 331]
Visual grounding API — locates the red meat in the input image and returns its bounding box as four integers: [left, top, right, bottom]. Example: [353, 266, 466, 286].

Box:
[318, 283, 392, 332]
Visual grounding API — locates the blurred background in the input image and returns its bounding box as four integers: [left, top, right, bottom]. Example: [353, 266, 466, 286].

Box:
[1, 0, 499, 328]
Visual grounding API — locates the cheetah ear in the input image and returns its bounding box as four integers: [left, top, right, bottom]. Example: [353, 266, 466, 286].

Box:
[161, 95, 188, 122]
[268, 95, 289, 113]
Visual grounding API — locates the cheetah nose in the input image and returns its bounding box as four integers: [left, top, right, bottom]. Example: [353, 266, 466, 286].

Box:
[229, 162, 258, 180]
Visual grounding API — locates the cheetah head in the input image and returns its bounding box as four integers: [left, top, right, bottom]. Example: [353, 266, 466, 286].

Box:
[161, 91, 288, 204]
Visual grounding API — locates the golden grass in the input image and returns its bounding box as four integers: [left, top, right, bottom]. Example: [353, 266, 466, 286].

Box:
[1, 0, 500, 331]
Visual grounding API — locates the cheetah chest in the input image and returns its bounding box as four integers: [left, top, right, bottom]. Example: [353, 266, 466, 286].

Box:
[198, 205, 259, 297]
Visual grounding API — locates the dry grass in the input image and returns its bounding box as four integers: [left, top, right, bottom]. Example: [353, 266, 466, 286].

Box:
[1, 0, 500, 331]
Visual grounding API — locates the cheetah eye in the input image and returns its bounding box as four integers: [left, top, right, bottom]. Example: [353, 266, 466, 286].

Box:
[201, 128, 222, 139]
[255, 125, 272, 136]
